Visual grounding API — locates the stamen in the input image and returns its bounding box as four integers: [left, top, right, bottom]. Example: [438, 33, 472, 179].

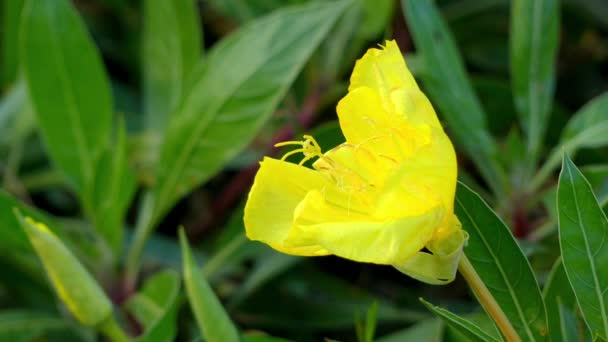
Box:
[276, 135, 324, 164]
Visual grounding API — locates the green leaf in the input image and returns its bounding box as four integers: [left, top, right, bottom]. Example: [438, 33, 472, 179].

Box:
[0, 310, 77, 342]
[455, 182, 547, 341]
[151, 0, 350, 223]
[126, 270, 180, 342]
[1, 0, 24, 85]
[179, 230, 240, 342]
[557, 156, 608, 339]
[543, 258, 589, 342]
[419, 299, 500, 342]
[375, 319, 443, 342]
[402, 0, 505, 195]
[142, 0, 201, 132]
[510, 0, 559, 161]
[21, 0, 112, 198]
[534, 92, 608, 190]
[14, 212, 112, 327]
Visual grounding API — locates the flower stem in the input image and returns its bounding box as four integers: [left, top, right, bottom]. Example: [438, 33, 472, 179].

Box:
[458, 254, 521, 342]
[98, 316, 129, 342]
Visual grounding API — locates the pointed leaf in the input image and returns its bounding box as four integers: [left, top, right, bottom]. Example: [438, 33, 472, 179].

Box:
[455, 183, 547, 341]
[151, 0, 350, 222]
[402, 0, 505, 195]
[557, 156, 608, 339]
[180, 230, 240, 342]
[419, 299, 500, 342]
[510, 0, 559, 160]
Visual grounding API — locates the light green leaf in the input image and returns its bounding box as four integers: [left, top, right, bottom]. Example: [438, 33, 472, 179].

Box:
[510, 0, 559, 161]
[180, 230, 240, 342]
[419, 299, 500, 342]
[455, 183, 547, 341]
[375, 319, 442, 342]
[1, 0, 24, 85]
[21, 0, 112, 198]
[557, 156, 608, 339]
[534, 92, 608, 190]
[543, 258, 589, 342]
[126, 270, 180, 342]
[15, 212, 112, 327]
[402, 0, 505, 195]
[142, 0, 201, 133]
[151, 0, 350, 223]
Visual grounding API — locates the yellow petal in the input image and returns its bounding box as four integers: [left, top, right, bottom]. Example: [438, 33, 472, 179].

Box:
[244, 157, 330, 256]
[286, 204, 445, 265]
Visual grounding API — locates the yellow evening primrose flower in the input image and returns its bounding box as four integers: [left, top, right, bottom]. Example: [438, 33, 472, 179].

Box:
[244, 40, 467, 284]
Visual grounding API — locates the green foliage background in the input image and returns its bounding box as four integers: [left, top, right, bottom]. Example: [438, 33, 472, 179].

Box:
[0, 0, 607, 341]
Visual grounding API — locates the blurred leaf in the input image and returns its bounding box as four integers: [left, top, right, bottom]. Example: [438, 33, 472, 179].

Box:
[455, 182, 547, 340]
[1, 0, 24, 85]
[557, 156, 608, 340]
[510, 0, 559, 161]
[419, 299, 500, 342]
[375, 319, 443, 342]
[21, 0, 112, 198]
[15, 212, 112, 327]
[355, 301, 378, 342]
[0, 79, 35, 148]
[402, 0, 505, 195]
[126, 270, 180, 342]
[242, 333, 292, 342]
[0, 310, 80, 342]
[534, 91, 608, 191]
[150, 0, 350, 224]
[582, 164, 608, 204]
[543, 258, 589, 342]
[90, 121, 136, 255]
[142, 0, 201, 133]
[180, 230, 241, 342]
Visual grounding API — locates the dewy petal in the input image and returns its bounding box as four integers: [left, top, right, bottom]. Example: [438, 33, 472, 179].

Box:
[244, 157, 331, 256]
[286, 203, 445, 265]
[347, 40, 441, 127]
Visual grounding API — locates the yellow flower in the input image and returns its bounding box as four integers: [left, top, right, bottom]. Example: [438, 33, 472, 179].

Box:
[244, 40, 466, 284]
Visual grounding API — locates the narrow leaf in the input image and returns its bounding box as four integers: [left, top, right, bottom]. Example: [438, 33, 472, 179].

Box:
[142, 0, 201, 132]
[21, 0, 112, 196]
[510, 0, 559, 160]
[455, 183, 547, 341]
[151, 0, 349, 223]
[557, 156, 608, 339]
[179, 230, 240, 342]
[126, 270, 180, 342]
[402, 0, 505, 195]
[0, 310, 73, 342]
[419, 299, 500, 342]
[1, 0, 25, 85]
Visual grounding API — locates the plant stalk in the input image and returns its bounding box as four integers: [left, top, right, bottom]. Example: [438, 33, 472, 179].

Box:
[458, 254, 521, 342]
[98, 316, 129, 342]
[124, 191, 156, 293]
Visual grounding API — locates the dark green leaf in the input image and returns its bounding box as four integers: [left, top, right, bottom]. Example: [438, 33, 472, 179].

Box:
[142, 0, 201, 132]
[180, 230, 240, 342]
[402, 0, 505, 195]
[0, 310, 77, 342]
[375, 319, 443, 342]
[543, 258, 589, 342]
[455, 182, 547, 340]
[126, 270, 180, 342]
[510, 0, 559, 160]
[419, 299, 500, 342]
[151, 0, 350, 223]
[1, 0, 24, 85]
[557, 156, 608, 339]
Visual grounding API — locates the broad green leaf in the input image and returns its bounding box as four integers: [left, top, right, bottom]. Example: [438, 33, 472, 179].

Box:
[15, 212, 112, 327]
[150, 0, 350, 224]
[419, 299, 500, 342]
[142, 0, 201, 132]
[376, 319, 443, 342]
[402, 0, 505, 195]
[90, 121, 136, 255]
[455, 183, 547, 341]
[1, 0, 24, 85]
[21, 0, 112, 198]
[535, 92, 608, 190]
[543, 258, 589, 342]
[126, 270, 180, 342]
[179, 230, 240, 342]
[557, 156, 608, 339]
[0, 310, 79, 342]
[510, 0, 559, 160]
